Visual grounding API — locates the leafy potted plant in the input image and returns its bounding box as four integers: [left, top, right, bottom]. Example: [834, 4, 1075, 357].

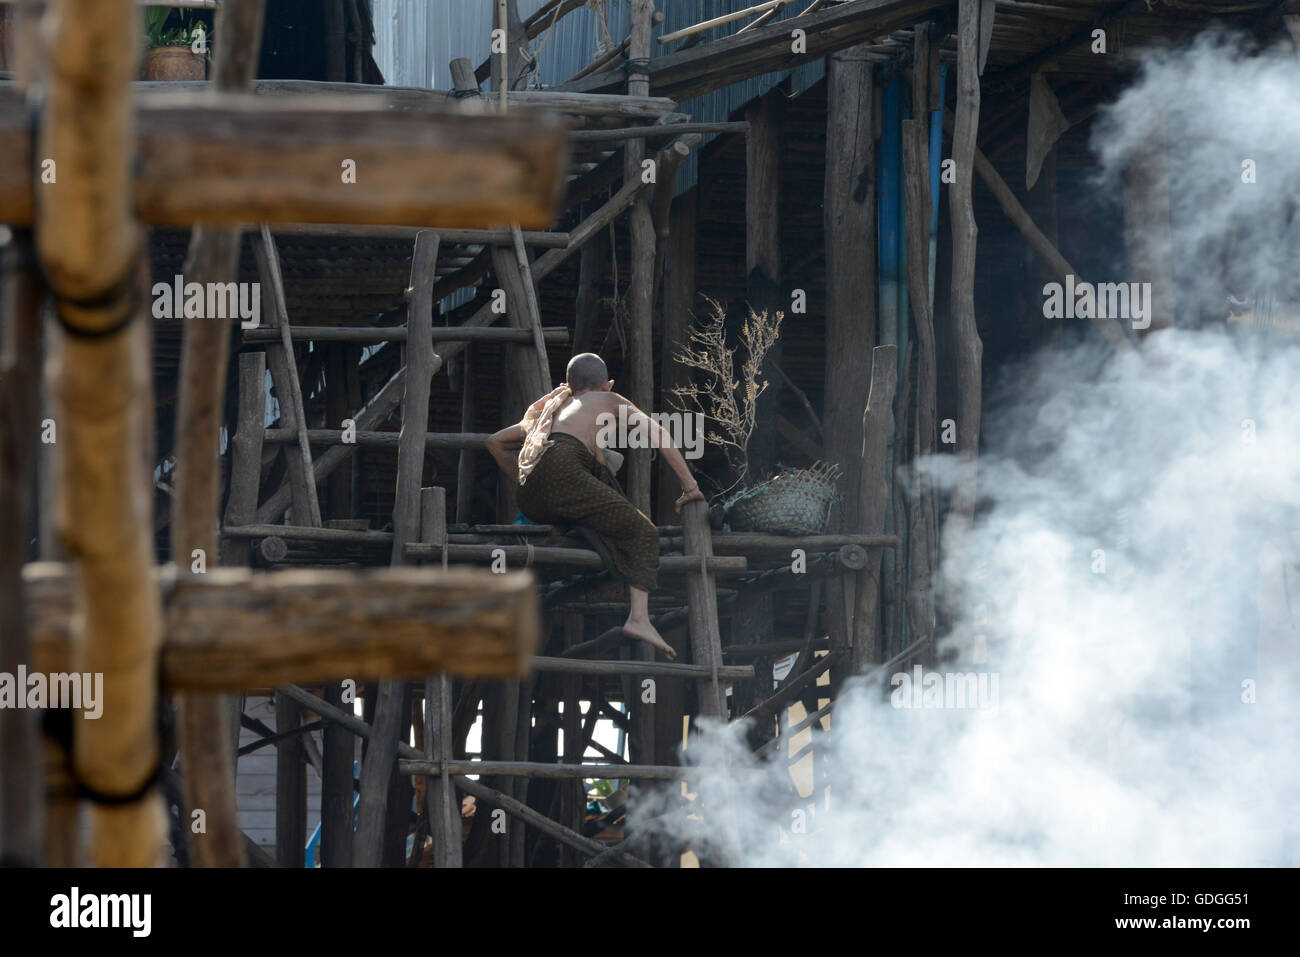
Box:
[142, 8, 207, 82]
[671, 297, 841, 535]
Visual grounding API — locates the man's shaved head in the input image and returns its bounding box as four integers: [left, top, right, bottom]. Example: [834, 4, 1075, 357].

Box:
[566, 352, 609, 392]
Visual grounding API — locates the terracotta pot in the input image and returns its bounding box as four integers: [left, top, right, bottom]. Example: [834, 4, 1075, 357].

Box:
[143, 45, 205, 82]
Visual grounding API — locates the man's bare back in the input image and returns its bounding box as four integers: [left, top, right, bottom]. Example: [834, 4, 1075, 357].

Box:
[550, 389, 626, 459]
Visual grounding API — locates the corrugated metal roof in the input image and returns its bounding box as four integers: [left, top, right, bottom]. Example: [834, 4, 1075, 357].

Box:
[371, 1, 827, 193]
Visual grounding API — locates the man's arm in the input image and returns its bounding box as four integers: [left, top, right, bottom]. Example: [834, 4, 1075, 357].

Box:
[485, 424, 524, 483]
[610, 393, 704, 511]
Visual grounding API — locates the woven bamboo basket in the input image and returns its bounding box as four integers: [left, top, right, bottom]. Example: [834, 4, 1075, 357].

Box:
[723, 462, 842, 535]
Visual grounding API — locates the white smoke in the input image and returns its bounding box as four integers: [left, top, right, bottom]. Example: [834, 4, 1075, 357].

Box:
[632, 30, 1300, 866]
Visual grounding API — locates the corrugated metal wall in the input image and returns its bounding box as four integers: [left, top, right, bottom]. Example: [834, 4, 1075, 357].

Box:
[371, 0, 827, 193]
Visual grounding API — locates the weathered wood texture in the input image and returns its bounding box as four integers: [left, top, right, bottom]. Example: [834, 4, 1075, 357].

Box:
[947, 0, 984, 530]
[27, 565, 540, 688]
[1, 91, 570, 229]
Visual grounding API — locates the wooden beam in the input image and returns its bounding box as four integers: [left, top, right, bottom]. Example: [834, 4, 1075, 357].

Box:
[2, 91, 571, 230]
[27, 564, 541, 687]
[268, 223, 569, 247]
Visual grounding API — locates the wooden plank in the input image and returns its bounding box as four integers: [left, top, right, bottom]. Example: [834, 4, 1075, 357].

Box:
[0, 90, 571, 230]
[27, 564, 540, 687]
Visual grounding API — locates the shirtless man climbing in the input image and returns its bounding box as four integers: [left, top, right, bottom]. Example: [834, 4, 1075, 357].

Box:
[485, 353, 705, 659]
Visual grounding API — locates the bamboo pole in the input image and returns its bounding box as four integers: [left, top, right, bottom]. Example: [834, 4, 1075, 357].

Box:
[36, 0, 165, 867]
[657, 0, 790, 45]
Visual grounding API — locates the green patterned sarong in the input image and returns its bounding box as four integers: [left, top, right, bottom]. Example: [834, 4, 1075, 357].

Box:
[516, 432, 659, 593]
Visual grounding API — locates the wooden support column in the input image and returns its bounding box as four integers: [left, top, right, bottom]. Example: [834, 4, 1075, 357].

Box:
[624, 0, 656, 516]
[0, 231, 42, 866]
[572, 200, 605, 354]
[420, 487, 462, 867]
[947, 0, 983, 532]
[657, 189, 696, 520]
[681, 500, 727, 720]
[822, 44, 877, 684]
[901, 114, 937, 660]
[221, 351, 266, 566]
[274, 691, 306, 867]
[734, 91, 784, 724]
[354, 231, 439, 868]
[320, 679, 354, 867]
[848, 346, 898, 673]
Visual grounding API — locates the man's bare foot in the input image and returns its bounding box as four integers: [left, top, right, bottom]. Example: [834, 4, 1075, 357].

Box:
[622, 616, 677, 659]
